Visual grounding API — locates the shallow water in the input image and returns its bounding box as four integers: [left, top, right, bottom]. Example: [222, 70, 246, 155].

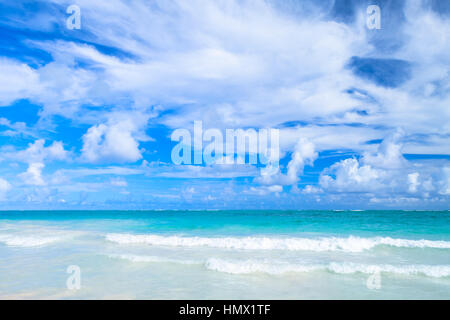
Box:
[0, 210, 449, 299]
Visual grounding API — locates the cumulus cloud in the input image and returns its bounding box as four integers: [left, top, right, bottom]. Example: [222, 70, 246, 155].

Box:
[319, 131, 450, 200]
[256, 138, 317, 188]
[81, 113, 151, 164]
[81, 122, 140, 163]
[6, 139, 69, 163]
[320, 158, 384, 192]
[0, 139, 69, 190]
[0, 58, 41, 106]
[408, 172, 420, 193]
[362, 130, 406, 169]
[319, 131, 405, 193]
[19, 162, 45, 186]
[1, 139, 69, 188]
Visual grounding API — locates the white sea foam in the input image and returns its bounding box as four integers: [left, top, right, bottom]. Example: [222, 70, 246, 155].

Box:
[0, 234, 62, 247]
[205, 258, 322, 275]
[205, 258, 450, 278]
[327, 262, 450, 278]
[105, 233, 450, 252]
[107, 254, 199, 265]
[105, 252, 450, 278]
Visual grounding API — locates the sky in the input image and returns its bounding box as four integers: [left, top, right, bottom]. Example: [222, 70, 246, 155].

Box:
[0, 0, 449, 210]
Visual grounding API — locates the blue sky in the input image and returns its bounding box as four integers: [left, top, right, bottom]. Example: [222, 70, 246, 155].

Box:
[0, 0, 449, 210]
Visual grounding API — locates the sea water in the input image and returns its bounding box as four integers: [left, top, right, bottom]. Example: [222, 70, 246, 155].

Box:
[0, 210, 449, 299]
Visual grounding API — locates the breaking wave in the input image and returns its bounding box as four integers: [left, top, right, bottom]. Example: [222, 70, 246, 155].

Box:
[105, 233, 450, 252]
[0, 234, 62, 247]
[205, 258, 450, 278]
[107, 253, 199, 265]
[104, 253, 450, 278]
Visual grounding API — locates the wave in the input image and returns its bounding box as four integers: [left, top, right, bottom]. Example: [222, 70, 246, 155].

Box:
[105, 253, 450, 278]
[205, 258, 322, 275]
[0, 234, 62, 247]
[327, 262, 450, 278]
[105, 233, 450, 252]
[107, 254, 198, 265]
[205, 258, 450, 278]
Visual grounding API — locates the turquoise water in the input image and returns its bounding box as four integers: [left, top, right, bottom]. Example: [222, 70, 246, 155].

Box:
[0, 210, 449, 299]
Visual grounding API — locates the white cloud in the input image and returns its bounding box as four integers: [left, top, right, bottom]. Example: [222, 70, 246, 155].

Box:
[1, 1, 447, 156]
[142, 160, 258, 179]
[0, 58, 41, 106]
[320, 158, 383, 192]
[8, 139, 69, 163]
[110, 177, 128, 187]
[319, 131, 407, 193]
[16, 1, 366, 132]
[362, 130, 406, 169]
[19, 162, 45, 186]
[81, 113, 150, 164]
[319, 132, 450, 200]
[0, 178, 11, 200]
[440, 167, 450, 195]
[53, 166, 142, 178]
[256, 138, 317, 187]
[0, 0, 448, 207]
[408, 172, 420, 193]
[0, 118, 37, 138]
[3, 140, 69, 189]
[302, 185, 323, 194]
[246, 185, 283, 196]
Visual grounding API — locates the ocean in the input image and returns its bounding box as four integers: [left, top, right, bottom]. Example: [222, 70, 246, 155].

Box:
[0, 210, 449, 299]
